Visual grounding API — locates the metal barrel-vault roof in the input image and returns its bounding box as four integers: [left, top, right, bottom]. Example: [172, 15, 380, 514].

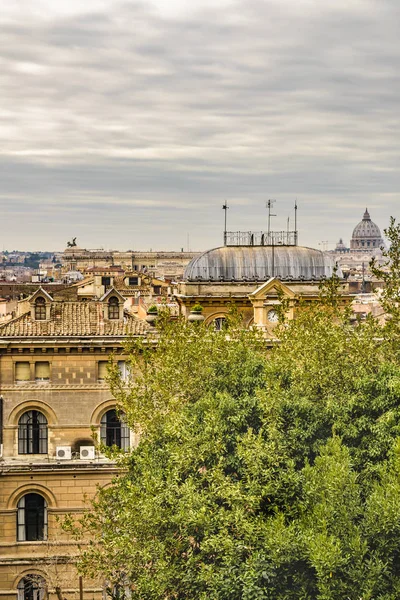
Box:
[184, 245, 340, 282]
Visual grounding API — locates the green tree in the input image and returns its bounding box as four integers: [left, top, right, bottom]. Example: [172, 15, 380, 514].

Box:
[371, 217, 400, 329]
[70, 226, 400, 599]
[24, 252, 42, 269]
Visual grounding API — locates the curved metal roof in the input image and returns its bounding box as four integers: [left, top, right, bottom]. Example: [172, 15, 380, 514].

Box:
[184, 245, 340, 282]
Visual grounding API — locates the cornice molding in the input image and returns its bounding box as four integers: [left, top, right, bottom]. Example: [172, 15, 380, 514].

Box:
[0, 384, 111, 391]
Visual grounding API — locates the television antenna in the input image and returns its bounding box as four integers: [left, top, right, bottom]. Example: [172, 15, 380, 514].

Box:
[266, 199, 276, 236]
[222, 201, 229, 246]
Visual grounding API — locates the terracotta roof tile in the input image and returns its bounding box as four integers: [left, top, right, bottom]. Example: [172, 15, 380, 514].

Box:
[0, 302, 149, 337]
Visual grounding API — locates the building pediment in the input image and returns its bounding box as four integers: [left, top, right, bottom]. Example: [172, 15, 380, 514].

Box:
[28, 287, 54, 304]
[250, 278, 296, 301]
[98, 287, 126, 303]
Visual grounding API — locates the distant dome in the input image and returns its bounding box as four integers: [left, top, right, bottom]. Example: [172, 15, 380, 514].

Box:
[335, 238, 348, 251]
[350, 209, 384, 251]
[184, 245, 340, 282]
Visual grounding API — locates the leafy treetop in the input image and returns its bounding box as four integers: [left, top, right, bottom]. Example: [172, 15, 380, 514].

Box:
[68, 220, 400, 600]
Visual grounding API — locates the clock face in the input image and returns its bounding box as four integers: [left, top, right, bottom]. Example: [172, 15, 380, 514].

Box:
[267, 309, 279, 323]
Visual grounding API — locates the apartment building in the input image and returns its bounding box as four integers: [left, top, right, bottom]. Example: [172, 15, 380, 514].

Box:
[0, 287, 148, 599]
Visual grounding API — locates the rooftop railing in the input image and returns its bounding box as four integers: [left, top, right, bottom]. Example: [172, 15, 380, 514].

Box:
[225, 230, 298, 246]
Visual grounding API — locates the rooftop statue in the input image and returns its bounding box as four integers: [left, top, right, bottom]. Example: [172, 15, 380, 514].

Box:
[67, 237, 77, 248]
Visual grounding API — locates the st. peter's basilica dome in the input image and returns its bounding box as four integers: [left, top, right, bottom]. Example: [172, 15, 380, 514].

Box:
[350, 209, 384, 251]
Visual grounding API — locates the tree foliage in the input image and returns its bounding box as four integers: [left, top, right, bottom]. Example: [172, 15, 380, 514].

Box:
[71, 223, 400, 599]
[371, 217, 400, 330]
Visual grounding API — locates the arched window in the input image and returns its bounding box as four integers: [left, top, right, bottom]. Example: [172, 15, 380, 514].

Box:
[100, 409, 129, 450]
[18, 411, 48, 454]
[34, 298, 46, 321]
[108, 297, 119, 320]
[214, 317, 227, 331]
[17, 575, 46, 600]
[17, 494, 47, 541]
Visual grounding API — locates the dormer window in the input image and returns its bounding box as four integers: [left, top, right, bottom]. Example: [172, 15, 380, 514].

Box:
[35, 297, 46, 320]
[108, 297, 119, 320]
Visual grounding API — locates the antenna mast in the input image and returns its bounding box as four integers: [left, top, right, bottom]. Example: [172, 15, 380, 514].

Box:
[222, 202, 229, 246]
[267, 199, 276, 244]
[294, 200, 298, 246]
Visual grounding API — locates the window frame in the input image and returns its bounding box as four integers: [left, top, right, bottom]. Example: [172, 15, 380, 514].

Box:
[97, 360, 108, 382]
[214, 317, 227, 331]
[100, 409, 130, 451]
[34, 361, 50, 383]
[108, 297, 119, 320]
[17, 493, 48, 542]
[15, 361, 31, 383]
[34, 298, 46, 321]
[17, 575, 46, 600]
[18, 410, 48, 455]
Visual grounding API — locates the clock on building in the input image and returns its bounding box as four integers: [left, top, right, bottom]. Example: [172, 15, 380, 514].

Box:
[267, 308, 279, 323]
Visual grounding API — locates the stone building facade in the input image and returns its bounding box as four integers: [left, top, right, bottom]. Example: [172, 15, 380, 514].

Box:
[62, 248, 200, 280]
[329, 209, 387, 285]
[0, 288, 148, 599]
[175, 243, 351, 337]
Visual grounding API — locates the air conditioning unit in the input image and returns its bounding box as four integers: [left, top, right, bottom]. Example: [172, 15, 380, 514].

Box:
[80, 446, 95, 460]
[56, 446, 72, 460]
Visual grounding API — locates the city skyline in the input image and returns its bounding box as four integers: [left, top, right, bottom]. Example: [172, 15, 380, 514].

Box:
[2, 0, 399, 250]
[0, 203, 390, 254]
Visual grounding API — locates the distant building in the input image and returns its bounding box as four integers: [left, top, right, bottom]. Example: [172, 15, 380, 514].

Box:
[62, 247, 200, 280]
[334, 238, 349, 253]
[350, 208, 385, 252]
[329, 209, 387, 288]
[176, 230, 351, 337]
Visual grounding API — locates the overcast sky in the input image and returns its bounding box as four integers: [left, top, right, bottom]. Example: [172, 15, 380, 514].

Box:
[1, 0, 399, 251]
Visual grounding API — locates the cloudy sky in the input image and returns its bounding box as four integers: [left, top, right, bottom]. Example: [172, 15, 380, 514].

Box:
[1, 0, 399, 251]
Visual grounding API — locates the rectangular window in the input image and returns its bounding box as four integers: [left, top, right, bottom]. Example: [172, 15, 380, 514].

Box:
[15, 362, 30, 383]
[102, 276, 111, 286]
[118, 360, 127, 381]
[98, 361, 108, 381]
[35, 362, 50, 382]
[128, 277, 139, 286]
[153, 286, 161, 295]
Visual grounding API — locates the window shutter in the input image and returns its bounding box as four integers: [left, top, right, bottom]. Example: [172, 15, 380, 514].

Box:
[35, 362, 50, 380]
[118, 360, 126, 380]
[15, 362, 30, 381]
[17, 496, 26, 541]
[98, 361, 108, 380]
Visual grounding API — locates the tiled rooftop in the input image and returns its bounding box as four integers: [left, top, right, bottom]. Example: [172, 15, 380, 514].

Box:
[0, 301, 149, 337]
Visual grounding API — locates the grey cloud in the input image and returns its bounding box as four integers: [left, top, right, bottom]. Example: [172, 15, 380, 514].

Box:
[0, 0, 399, 250]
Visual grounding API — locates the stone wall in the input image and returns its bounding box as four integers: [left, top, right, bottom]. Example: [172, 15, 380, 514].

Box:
[0, 345, 128, 598]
